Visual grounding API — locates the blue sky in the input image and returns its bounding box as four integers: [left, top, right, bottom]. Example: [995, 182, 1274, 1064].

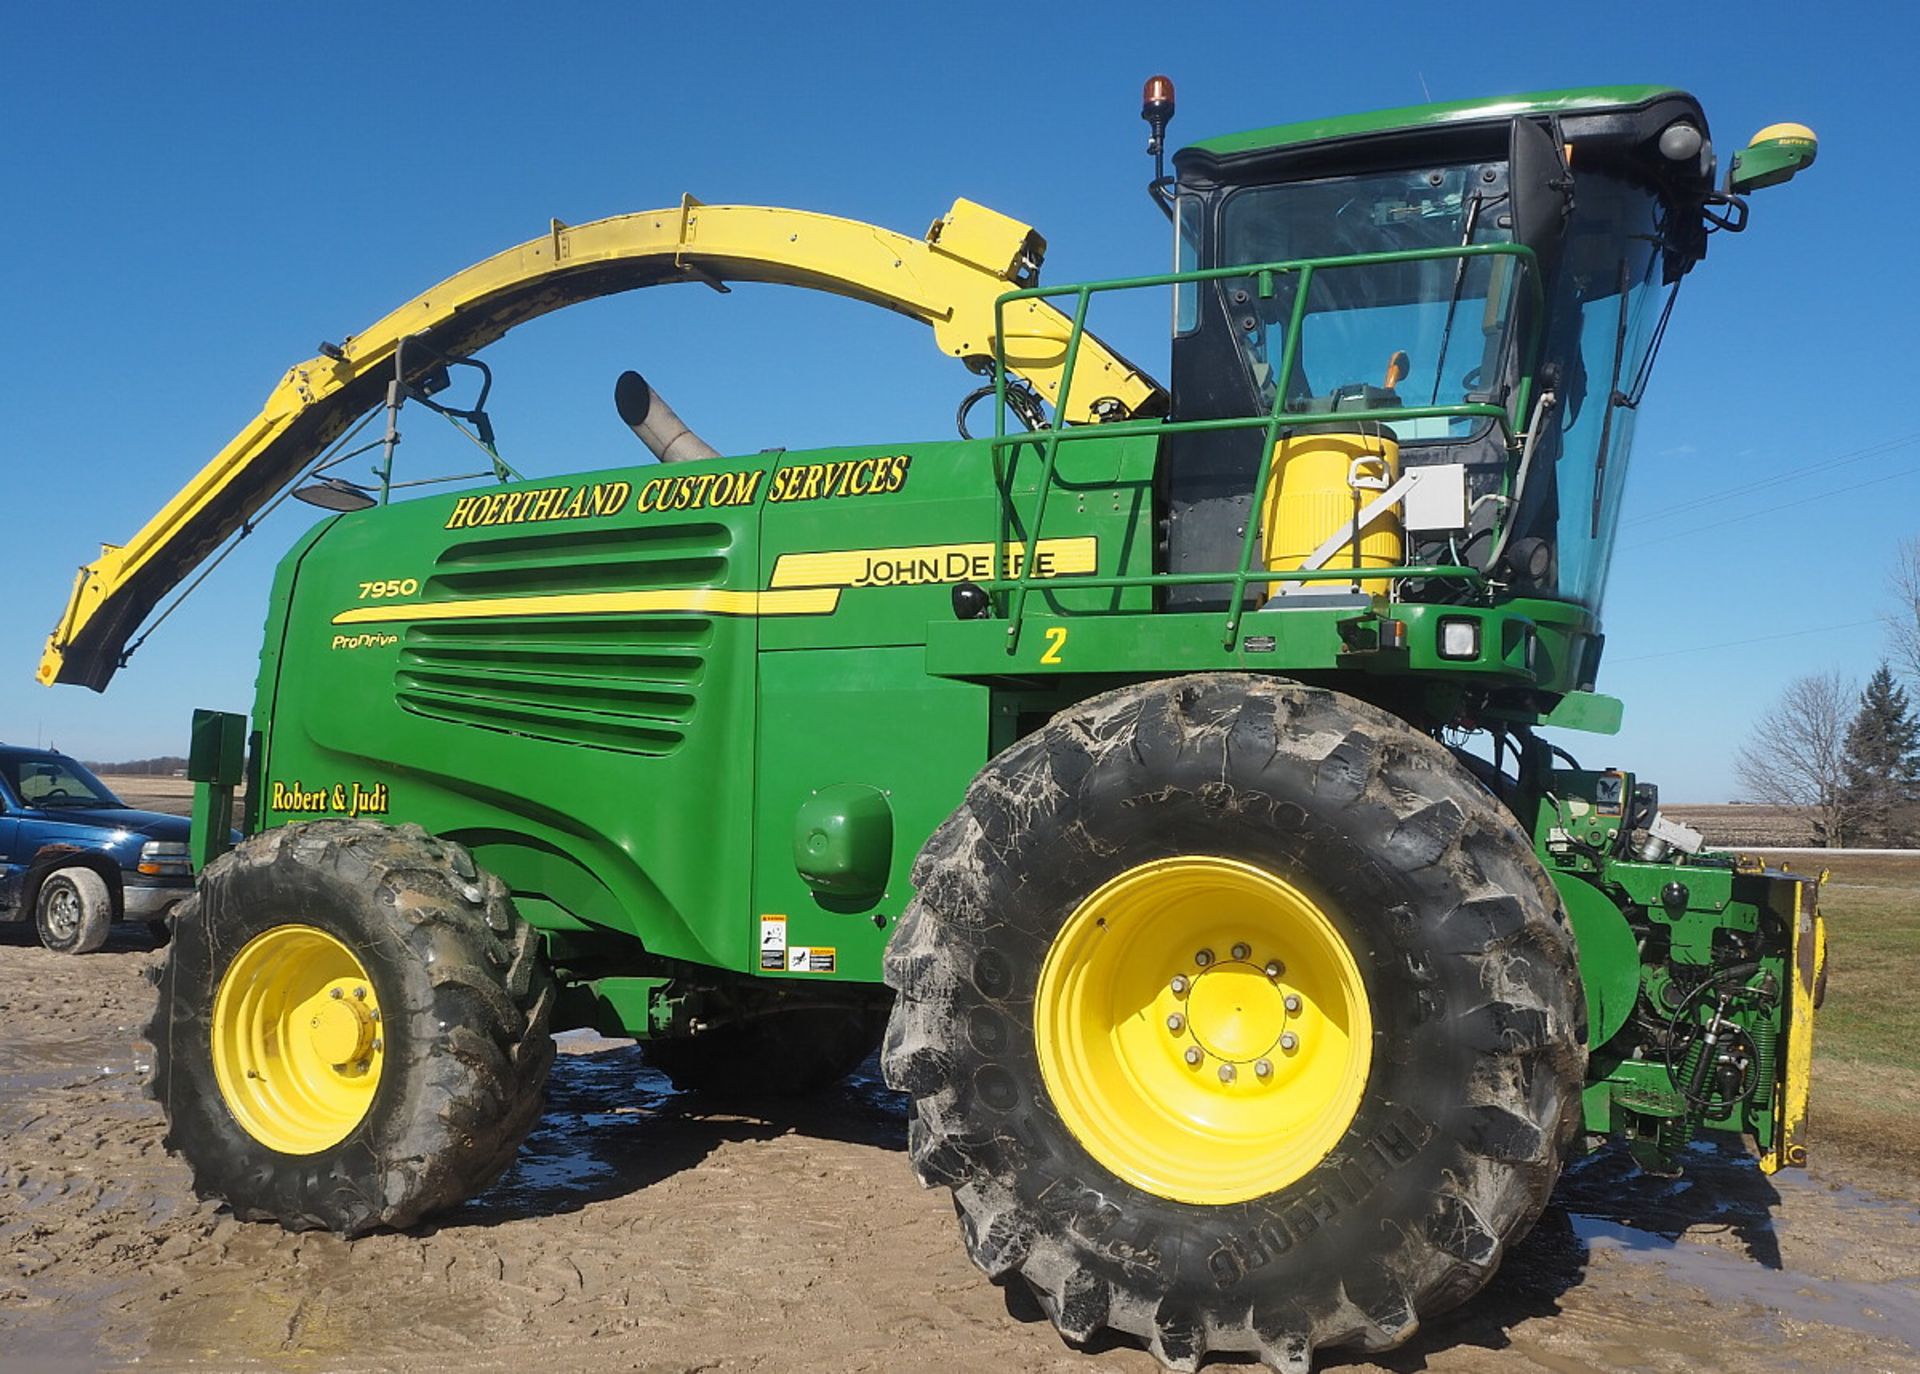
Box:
[2, 2, 1912, 799]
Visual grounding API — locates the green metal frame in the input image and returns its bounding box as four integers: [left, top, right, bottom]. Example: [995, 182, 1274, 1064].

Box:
[1528, 768, 1805, 1164]
[984, 243, 1543, 651]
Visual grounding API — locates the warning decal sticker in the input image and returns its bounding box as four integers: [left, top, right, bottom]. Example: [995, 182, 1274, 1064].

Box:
[759, 914, 788, 971]
[786, 946, 837, 974]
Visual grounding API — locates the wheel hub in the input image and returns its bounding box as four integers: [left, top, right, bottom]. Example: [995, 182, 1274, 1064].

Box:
[211, 925, 386, 1155]
[1034, 856, 1374, 1205]
[44, 886, 80, 939]
[306, 981, 378, 1066]
[1183, 957, 1288, 1064]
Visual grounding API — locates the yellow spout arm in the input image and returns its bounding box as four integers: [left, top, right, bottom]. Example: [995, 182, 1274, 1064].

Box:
[38, 196, 1165, 691]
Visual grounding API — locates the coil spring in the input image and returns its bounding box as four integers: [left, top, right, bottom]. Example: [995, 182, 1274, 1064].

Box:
[1750, 1016, 1779, 1113]
[1659, 1040, 1707, 1156]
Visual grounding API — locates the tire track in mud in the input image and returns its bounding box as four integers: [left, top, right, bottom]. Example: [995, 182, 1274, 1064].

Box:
[3, 934, 1917, 1373]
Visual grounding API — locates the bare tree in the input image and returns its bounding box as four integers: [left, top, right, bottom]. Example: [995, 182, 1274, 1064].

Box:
[1893, 535, 1920, 687]
[1734, 671, 1857, 846]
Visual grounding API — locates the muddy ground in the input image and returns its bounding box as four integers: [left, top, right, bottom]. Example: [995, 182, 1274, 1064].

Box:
[2, 927, 1916, 1374]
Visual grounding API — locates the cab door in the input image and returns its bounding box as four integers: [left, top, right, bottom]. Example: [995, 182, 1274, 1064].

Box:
[0, 775, 23, 913]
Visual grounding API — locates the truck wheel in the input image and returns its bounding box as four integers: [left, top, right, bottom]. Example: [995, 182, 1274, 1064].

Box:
[147, 820, 556, 1234]
[35, 868, 113, 954]
[645, 1006, 887, 1097]
[883, 674, 1584, 1371]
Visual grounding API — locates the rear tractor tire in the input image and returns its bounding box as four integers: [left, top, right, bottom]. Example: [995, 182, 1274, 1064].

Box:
[645, 1005, 889, 1098]
[147, 820, 556, 1234]
[883, 674, 1585, 1371]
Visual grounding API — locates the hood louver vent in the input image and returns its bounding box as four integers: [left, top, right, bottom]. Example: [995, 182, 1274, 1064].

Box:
[394, 523, 731, 755]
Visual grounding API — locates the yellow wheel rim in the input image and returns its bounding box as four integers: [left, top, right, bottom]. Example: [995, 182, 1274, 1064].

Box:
[1034, 857, 1373, 1205]
[211, 924, 386, 1154]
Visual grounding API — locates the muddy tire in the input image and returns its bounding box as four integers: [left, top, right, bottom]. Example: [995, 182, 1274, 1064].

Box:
[882, 674, 1584, 1370]
[147, 820, 556, 1235]
[35, 867, 112, 954]
[646, 1006, 887, 1097]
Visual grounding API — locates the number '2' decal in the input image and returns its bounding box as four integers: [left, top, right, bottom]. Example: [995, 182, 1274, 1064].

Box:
[1041, 626, 1068, 665]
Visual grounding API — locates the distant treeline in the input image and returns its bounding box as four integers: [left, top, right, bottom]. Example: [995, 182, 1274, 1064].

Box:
[83, 755, 188, 776]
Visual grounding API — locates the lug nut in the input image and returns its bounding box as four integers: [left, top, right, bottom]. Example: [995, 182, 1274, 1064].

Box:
[1194, 949, 1214, 967]
[371, 1039, 384, 1053]
[1170, 975, 1190, 996]
[1279, 1032, 1299, 1052]
[1184, 1047, 1203, 1066]
[1283, 994, 1302, 1014]
[353, 986, 367, 1000]
[1254, 1058, 1273, 1078]
[1231, 943, 1250, 961]
[1166, 1013, 1186, 1034]
[330, 988, 344, 1000]
[369, 1009, 381, 1023]
[1218, 1063, 1236, 1083]
[1264, 961, 1284, 979]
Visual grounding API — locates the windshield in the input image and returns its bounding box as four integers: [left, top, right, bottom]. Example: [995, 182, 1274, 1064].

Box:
[1, 754, 123, 808]
[1218, 163, 1520, 439]
[1546, 171, 1671, 610]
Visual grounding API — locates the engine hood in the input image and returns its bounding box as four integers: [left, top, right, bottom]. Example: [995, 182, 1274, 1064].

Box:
[14, 805, 191, 844]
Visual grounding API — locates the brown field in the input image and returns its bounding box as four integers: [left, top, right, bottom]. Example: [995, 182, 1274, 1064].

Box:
[1662, 803, 1823, 848]
[100, 775, 198, 816]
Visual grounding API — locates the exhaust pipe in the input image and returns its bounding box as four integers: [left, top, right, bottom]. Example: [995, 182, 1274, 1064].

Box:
[614, 370, 720, 464]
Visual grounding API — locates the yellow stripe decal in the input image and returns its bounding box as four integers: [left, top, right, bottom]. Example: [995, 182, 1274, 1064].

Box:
[332, 587, 840, 626]
[770, 536, 1097, 589]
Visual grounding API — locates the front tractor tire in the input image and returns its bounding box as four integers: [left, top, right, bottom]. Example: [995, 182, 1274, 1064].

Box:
[882, 675, 1585, 1371]
[147, 820, 556, 1234]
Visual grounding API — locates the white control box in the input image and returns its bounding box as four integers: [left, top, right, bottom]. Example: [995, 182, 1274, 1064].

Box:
[1402, 463, 1468, 532]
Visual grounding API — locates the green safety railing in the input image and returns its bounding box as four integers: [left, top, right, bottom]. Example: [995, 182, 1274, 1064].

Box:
[985, 242, 1542, 651]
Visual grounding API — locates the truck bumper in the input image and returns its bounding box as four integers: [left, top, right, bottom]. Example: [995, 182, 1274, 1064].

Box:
[122, 877, 192, 921]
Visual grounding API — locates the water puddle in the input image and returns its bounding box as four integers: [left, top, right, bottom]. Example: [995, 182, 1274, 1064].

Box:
[0, 1032, 139, 1110]
[459, 1035, 909, 1222]
[1571, 1212, 1920, 1341]
[1555, 1140, 1920, 1350]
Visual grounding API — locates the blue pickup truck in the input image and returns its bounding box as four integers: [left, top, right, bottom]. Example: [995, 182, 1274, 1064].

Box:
[0, 745, 194, 953]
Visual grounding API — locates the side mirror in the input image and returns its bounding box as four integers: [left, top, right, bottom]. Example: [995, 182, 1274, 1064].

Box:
[1729, 123, 1818, 193]
[1509, 117, 1573, 283]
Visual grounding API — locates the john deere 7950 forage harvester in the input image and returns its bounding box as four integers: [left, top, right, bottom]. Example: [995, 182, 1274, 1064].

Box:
[40, 81, 1824, 1370]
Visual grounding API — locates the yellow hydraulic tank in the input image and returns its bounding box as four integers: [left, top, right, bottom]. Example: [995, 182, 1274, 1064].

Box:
[1261, 429, 1403, 599]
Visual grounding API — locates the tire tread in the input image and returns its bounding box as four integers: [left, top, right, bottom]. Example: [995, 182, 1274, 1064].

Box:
[884, 674, 1584, 1369]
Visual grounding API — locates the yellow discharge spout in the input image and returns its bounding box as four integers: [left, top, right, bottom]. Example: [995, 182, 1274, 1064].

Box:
[39, 197, 1165, 692]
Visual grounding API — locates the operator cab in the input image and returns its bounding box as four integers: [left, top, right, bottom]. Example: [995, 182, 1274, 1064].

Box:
[1161, 88, 1736, 615]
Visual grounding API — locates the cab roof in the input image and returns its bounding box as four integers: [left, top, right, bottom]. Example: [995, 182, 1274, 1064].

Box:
[1175, 85, 1714, 199]
[1185, 85, 1685, 159]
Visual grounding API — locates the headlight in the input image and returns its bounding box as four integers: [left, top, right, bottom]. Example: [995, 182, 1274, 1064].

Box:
[1437, 617, 1481, 661]
[138, 840, 193, 877]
